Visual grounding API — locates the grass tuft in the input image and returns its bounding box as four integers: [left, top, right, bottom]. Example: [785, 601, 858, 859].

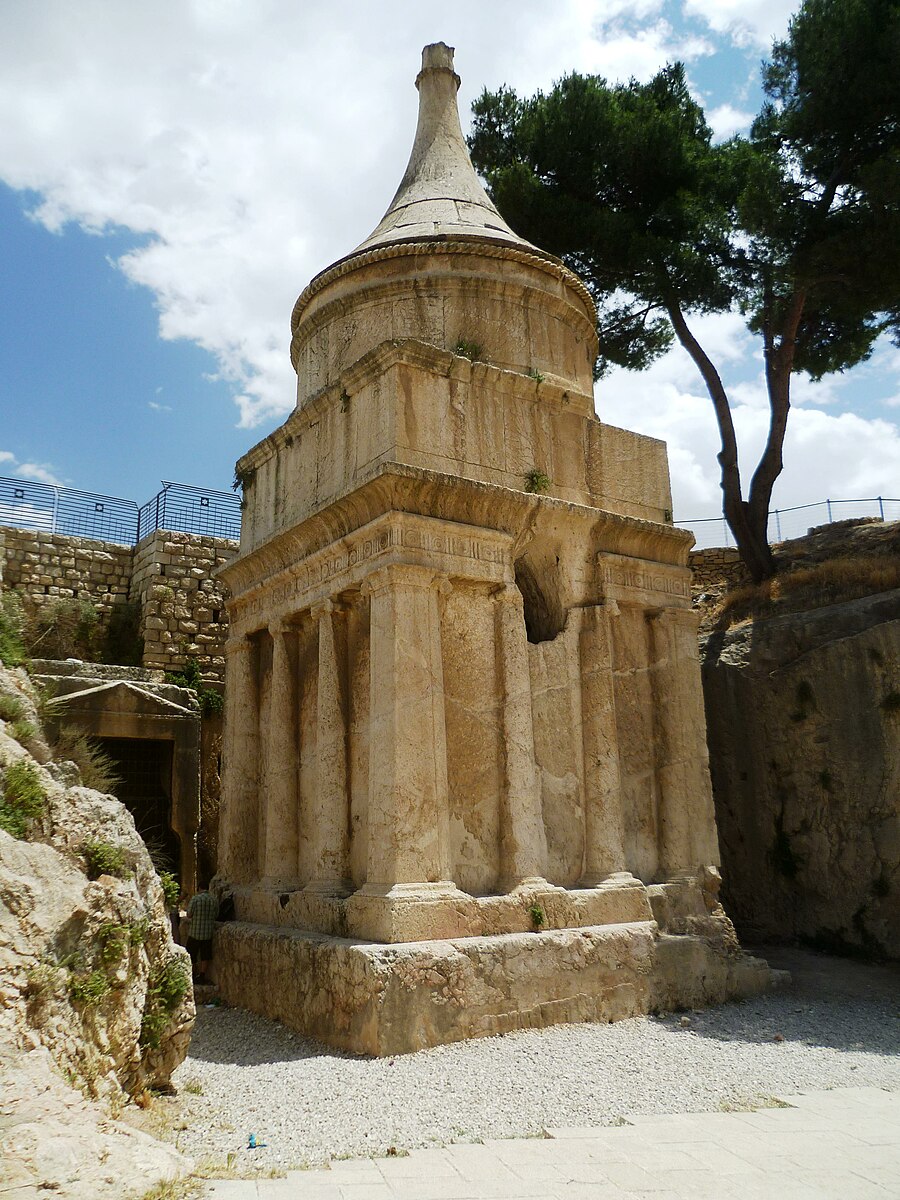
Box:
[0, 760, 46, 838]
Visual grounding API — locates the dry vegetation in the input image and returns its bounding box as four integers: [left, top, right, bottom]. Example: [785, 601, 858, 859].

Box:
[699, 519, 900, 631]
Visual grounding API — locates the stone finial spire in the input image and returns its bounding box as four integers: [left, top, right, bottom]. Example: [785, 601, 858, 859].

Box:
[351, 42, 536, 255]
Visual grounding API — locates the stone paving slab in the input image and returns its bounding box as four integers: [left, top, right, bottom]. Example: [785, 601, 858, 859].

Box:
[201, 1087, 900, 1200]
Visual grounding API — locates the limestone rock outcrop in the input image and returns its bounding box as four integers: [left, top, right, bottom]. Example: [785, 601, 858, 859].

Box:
[0, 662, 194, 1192]
[703, 589, 900, 959]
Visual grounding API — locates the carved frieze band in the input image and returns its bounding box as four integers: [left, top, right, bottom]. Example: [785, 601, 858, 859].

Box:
[233, 516, 510, 626]
[597, 551, 691, 608]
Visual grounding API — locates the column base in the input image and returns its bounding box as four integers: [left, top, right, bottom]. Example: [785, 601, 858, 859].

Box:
[577, 870, 642, 889]
[303, 878, 355, 899]
[345, 881, 479, 942]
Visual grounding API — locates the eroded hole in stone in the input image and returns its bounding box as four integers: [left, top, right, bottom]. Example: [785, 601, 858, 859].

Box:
[514, 557, 565, 644]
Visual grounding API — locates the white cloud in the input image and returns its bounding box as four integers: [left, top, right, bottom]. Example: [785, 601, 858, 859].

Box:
[1, 451, 65, 487]
[599, 325, 900, 530]
[683, 0, 797, 47]
[707, 103, 754, 140]
[0, 0, 713, 430]
[148, 400, 173, 412]
[16, 461, 66, 487]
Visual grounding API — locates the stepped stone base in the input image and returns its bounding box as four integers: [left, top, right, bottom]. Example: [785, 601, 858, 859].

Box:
[213, 919, 774, 1056]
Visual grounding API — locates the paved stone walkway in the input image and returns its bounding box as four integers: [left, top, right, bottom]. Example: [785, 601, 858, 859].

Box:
[202, 1086, 900, 1199]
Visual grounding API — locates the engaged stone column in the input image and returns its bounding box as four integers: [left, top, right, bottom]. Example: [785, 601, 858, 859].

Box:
[262, 621, 300, 887]
[305, 600, 351, 894]
[363, 565, 452, 887]
[579, 602, 631, 885]
[649, 608, 709, 877]
[218, 635, 260, 884]
[495, 584, 548, 890]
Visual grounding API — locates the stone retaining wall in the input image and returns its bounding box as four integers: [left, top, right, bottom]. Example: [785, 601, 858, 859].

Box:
[132, 531, 233, 680]
[688, 546, 747, 595]
[0, 525, 236, 682]
[0, 526, 132, 625]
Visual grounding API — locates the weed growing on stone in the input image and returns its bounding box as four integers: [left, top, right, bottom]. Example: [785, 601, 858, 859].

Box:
[529, 903, 545, 929]
[141, 957, 190, 1049]
[167, 656, 224, 716]
[524, 469, 551, 494]
[0, 592, 25, 666]
[0, 759, 46, 838]
[25, 596, 99, 660]
[0, 693, 25, 723]
[527, 367, 545, 382]
[453, 338, 483, 361]
[67, 968, 111, 1007]
[52, 727, 121, 794]
[159, 871, 181, 909]
[82, 838, 130, 881]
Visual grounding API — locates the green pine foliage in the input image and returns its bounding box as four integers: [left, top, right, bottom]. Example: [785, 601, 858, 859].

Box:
[468, 0, 900, 580]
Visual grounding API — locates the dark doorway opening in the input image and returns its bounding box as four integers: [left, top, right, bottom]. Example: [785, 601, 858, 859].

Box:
[98, 737, 181, 877]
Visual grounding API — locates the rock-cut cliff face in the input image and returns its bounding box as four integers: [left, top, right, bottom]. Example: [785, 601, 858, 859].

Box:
[702, 589, 900, 960]
[0, 662, 194, 1195]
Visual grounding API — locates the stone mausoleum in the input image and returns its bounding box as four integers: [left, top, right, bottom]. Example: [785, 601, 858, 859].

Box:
[214, 44, 771, 1054]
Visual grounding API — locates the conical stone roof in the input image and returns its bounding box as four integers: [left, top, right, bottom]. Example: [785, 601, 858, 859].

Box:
[351, 42, 540, 256]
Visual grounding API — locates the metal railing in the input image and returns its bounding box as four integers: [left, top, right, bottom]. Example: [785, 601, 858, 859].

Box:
[0, 477, 139, 545]
[136, 481, 242, 542]
[0, 476, 240, 547]
[679, 496, 900, 550]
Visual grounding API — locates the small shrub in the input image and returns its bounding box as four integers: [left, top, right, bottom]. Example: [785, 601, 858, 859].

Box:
[524, 469, 551, 495]
[141, 957, 190, 1049]
[529, 903, 545, 929]
[167, 657, 223, 716]
[52, 728, 121, 794]
[0, 592, 25, 666]
[453, 338, 483, 362]
[129, 917, 151, 945]
[526, 367, 545, 383]
[97, 923, 129, 966]
[158, 870, 181, 910]
[0, 694, 26, 723]
[68, 968, 110, 1007]
[10, 719, 37, 745]
[232, 466, 255, 510]
[25, 597, 99, 661]
[0, 760, 46, 838]
[82, 838, 129, 881]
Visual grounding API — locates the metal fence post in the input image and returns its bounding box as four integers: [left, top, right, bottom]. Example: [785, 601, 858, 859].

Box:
[879, 496, 885, 520]
[826, 498, 833, 522]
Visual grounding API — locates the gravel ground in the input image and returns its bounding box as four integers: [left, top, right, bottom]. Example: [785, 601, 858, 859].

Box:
[169, 947, 900, 1174]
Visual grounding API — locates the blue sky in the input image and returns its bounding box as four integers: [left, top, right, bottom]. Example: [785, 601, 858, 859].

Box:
[1, 0, 897, 525]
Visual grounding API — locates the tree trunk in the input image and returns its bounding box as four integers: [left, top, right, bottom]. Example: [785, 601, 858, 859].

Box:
[665, 301, 777, 582]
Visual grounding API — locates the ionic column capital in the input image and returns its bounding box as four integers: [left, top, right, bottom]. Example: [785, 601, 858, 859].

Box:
[309, 598, 335, 621]
[494, 582, 524, 607]
[225, 635, 255, 658]
[361, 563, 446, 597]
